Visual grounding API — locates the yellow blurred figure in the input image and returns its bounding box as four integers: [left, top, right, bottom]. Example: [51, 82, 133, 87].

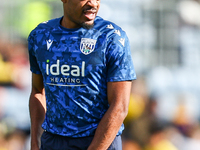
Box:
[124, 93, 145, 125]
[20, 1, 51, 37]
[0, 54, 14, 84]
[145, 139, 178, 150]
[145, 128, 178, 150]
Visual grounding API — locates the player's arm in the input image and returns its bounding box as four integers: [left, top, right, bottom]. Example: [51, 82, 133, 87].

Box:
[87, 81, 132, 150]
[29, 73, 46, 150]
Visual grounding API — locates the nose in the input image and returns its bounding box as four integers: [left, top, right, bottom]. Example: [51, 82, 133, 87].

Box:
[87, 0, 99, 7]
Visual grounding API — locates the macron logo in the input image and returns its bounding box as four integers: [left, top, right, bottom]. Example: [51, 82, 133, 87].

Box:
[42, 21, 49, 24]
[114, 30, 121, 36]
[107, 24, 114, 29]
[46, 39, 53, 50]
[119, 38, 125, 47]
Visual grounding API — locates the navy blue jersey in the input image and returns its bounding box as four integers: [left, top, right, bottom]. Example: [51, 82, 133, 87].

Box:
[28, 16, 136, 137]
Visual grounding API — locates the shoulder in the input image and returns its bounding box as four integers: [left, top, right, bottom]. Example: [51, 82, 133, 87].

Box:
[28, 17, 61, 38]
[94, 16, 127, 37]
[94, 16, 128, 44]
[94, 16, 128, 48]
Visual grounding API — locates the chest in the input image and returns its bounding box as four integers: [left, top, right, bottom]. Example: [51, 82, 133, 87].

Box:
[34, 32, 107, 77]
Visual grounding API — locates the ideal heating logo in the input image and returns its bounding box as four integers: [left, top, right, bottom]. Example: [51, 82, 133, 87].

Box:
[46, 60, 85, 77]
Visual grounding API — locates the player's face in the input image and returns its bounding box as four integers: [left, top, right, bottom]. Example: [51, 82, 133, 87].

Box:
[61, 0, 100, 29]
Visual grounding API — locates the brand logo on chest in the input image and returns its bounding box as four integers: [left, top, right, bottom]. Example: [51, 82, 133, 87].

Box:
[80, 38, 96, 55]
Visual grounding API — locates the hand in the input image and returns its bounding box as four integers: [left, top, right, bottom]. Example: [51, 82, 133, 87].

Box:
[30, 142, 40, 150]
[31, 146, 40, 150]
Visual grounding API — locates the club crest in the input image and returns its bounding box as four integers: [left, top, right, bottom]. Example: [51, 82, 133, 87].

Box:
[80, 38, 97, 55]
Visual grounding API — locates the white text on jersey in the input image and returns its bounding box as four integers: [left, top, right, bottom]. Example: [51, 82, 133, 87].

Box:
[46, 60, 85, 77]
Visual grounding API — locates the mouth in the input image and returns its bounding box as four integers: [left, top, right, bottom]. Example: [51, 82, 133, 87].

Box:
[83, 9, 97, 20]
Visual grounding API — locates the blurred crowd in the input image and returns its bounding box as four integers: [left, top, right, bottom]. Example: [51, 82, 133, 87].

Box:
[122, 76, 200, 150]
[0, 39, 31, 150]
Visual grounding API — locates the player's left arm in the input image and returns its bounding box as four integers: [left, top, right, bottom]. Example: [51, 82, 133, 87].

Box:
[87, 80, 132, 150]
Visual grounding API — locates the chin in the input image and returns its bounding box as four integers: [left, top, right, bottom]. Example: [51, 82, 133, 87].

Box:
[81, 22, 94, 29]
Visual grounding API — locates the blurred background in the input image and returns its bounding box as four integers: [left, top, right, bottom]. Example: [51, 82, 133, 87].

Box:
[0, 0, 200, 149]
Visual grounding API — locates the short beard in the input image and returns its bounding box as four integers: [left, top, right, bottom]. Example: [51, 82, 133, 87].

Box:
[81, 22, 94, 30]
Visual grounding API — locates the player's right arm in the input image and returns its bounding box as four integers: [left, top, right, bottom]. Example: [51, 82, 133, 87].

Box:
[29, 73, 46, 150]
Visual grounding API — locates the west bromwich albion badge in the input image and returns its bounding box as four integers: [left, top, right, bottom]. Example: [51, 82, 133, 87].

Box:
[80, 38, 96, 55]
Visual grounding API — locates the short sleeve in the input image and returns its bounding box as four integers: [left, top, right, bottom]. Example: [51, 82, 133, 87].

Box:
[106, 31, 136, 82]
[28, 32, 42, 74]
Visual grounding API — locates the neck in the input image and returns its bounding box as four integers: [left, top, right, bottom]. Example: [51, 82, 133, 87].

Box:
[61, 16, 81, 29]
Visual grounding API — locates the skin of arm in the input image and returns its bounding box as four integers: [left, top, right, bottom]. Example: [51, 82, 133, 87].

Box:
[29, 73, 46, 150]
[87, 81, 132, 150]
